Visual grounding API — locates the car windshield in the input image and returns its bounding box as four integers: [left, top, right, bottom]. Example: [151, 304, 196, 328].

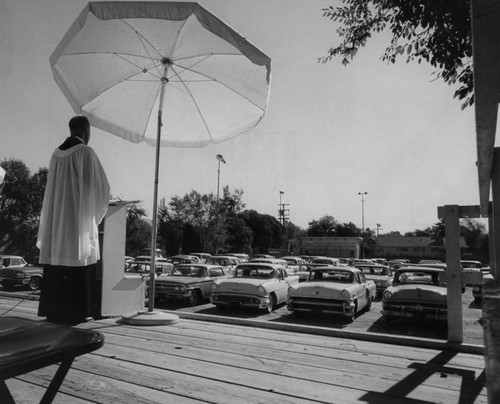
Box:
[394, 270, 445, 286]
[309, 270, 353, 283]
[172, 266, 203, 277]
[207, 258, 230, 265]
[360, 267, 391, 276]
[234, 266, 276, 279]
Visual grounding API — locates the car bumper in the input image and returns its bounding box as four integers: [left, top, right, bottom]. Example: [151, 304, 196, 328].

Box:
[154, 290, 193, 300]
[287, 298, 355, 316]
[211, 293, 269, 309]
[0, 278, 29, 287]
[381, 307, 447, 320]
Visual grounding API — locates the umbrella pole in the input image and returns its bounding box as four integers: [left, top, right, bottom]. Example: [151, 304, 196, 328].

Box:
[122, 77, 178, 326]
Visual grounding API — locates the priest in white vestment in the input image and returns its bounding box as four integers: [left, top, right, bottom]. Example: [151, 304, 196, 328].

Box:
[37, 115, 110, 324]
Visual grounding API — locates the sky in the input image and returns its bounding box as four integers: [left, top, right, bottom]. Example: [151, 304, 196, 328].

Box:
[0, 0, 489, 234]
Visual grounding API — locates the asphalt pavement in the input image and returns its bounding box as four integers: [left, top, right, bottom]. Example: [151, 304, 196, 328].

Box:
[0, 285, 484, 350]
[156, 287, 484, 347]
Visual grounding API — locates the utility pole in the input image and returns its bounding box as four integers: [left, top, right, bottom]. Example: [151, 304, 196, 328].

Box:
[278, 191, 289, 226]
[358, 192, 367, 258]
[376, 223, 382, 237]
[215, 154, 226, 254]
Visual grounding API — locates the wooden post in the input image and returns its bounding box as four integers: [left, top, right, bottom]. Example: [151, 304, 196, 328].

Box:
[443, 205, 463, 343]
[491, 148, 500, 280]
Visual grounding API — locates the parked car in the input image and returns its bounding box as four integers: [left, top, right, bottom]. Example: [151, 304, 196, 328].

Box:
[311, 257, 341, 266]
[381, 266, 447, 321]
[167, 255, 200, 265]
[252, 254, 276, 259]
[472, 266, 490, 303]
[387, 259, 410, 268]
[248, 258, 294, 275]
[205, 255, 241, 275]
[124, 260, 175, 277]
[353, 263, 393, 297]
[190, 253, 212, 263]
[287, 267, 376, 322]
[418, 259, 443, 265]
[295, 263, 334, 282]
[154, 264, 227, 306]
[141, 248, 164, 258]
[211, 263, 299, 313]
[0, 255, 44, 291]
[223, 252, 250, 262]
[461, 260, 483, 269]
[371, 258, 388, 265]
[280, 256, 306, 273]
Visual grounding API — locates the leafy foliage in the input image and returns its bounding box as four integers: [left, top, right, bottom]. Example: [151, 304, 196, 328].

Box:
[0, 159, 47, 262]
[307, 215, 339, 236]
[320, 0, 473, 109]
[125, 203, 152, 257]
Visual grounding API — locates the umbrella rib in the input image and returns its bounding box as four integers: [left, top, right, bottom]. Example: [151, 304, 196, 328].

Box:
[169, 65, 214, 142]
[112, 53, 162, 80]
[175, 55, 265, 112]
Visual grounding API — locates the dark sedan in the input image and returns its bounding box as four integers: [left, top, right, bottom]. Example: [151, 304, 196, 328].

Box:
[154, 264, 227, 306]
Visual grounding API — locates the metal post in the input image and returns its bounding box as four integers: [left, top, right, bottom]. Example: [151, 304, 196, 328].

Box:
[358, 192, 367, 258]
[215, 154, 225, 254]
[279, 191, 284, 226]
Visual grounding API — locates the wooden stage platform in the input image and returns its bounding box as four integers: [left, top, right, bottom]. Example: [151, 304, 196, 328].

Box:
[0, 297, 487, 403]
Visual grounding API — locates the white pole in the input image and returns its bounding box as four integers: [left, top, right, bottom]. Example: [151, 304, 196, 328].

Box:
[147, 75, 168, 312]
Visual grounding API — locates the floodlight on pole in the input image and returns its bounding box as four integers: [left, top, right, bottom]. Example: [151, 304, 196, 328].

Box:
[215, 154, 226, 254]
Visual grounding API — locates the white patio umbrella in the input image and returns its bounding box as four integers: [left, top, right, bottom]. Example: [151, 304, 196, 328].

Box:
[50, 1, 271, 324]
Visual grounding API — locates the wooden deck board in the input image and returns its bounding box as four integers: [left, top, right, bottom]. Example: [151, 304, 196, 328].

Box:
[0, 297, 487, 403]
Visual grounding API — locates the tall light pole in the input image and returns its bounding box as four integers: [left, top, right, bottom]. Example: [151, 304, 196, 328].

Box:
[215, 154, 226, 254]
[216, 154, 226, 205]
[376, 223, 381, 237]
[279, 191, 284, 226]
[358, 192, 367, 258]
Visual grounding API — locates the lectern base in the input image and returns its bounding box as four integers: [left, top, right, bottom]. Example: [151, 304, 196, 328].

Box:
[121, 310, 179, 326]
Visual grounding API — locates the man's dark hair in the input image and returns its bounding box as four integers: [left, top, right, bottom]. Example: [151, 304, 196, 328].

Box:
[69, 115, 90, 135]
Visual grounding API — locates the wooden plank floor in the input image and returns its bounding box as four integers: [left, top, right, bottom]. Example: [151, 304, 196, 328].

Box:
[1, 297, 488, 404]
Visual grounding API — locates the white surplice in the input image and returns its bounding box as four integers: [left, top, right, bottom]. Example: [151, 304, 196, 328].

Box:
[37, 143, 110, 266]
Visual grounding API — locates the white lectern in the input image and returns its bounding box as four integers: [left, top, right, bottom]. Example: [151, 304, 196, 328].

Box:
[96, 201, 145, 318]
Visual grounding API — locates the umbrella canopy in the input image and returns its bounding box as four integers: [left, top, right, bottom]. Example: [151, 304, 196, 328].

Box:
[50, 2, 271, 321]
[51, 1, 271, 147]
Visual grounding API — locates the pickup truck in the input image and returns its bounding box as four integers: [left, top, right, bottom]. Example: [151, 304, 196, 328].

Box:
[0, 255, 44, 291]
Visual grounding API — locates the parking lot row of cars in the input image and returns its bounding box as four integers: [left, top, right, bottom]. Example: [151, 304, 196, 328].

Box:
[121, 253, 488, 323]
[1, 252, 488, 326]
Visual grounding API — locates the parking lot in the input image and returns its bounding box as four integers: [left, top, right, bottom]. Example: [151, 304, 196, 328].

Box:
[0, 284, 484, 346]
[156, 287, 484, 346]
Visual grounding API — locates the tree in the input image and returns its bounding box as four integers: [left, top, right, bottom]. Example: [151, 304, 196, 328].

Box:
[307, 215, 338, 237]
[125, 203, 152, 257]
[459, 219, 489, 263]
[226, 215, 253, 253]
[0, 159, 48, 262]
[165, 190, 219, 253]
[321, 0, 473, 108]
[335, 221, 360, 237]
[240, 210, 284, 254]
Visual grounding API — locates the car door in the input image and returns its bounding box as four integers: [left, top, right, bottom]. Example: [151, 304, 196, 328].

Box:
[205, 266, 226, 297]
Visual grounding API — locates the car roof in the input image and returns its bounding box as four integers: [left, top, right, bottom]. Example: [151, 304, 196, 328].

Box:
[396, 266, 445, 272]
[311, 266, 361, 273]
[237, 262, 283, 269]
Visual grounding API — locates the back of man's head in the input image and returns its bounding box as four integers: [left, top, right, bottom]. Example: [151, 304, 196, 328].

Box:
[69, 115, 90, 136]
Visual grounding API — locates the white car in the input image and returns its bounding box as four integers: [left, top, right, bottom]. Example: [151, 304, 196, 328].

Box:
[248, 258, 294, 275]
[211, 263, 299, 313]
[287, 266, 376, 322]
